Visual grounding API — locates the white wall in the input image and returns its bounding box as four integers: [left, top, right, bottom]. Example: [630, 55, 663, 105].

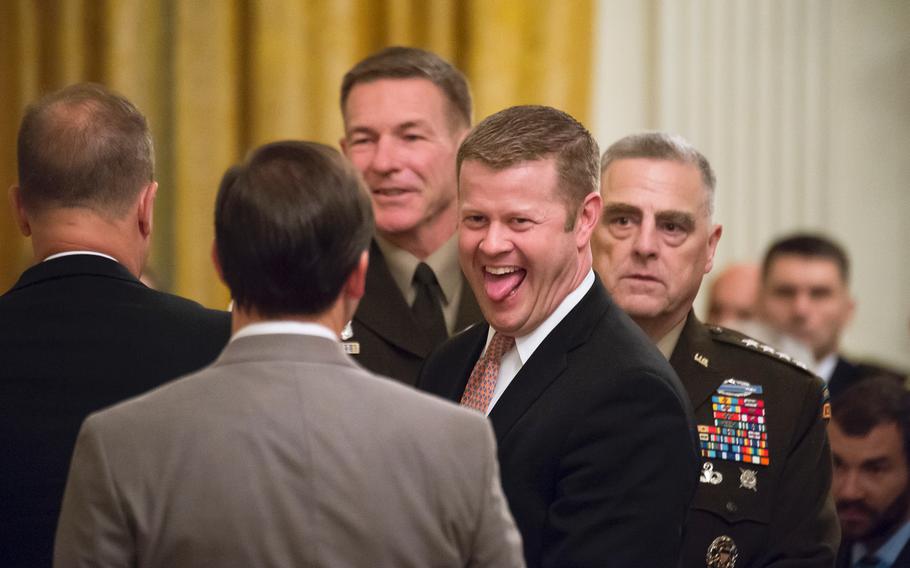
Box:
[592, 0, 910, 369]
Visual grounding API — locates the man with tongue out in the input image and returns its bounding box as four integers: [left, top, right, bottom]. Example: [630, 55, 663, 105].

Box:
[419, 105, 698, 567]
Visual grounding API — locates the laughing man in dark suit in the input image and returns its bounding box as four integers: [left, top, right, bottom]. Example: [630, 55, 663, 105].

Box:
[0, 83, 230, 567]
[419, 105, 698, 567]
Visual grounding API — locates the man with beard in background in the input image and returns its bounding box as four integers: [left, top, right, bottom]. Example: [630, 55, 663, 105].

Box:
[830, 376, 910, 567]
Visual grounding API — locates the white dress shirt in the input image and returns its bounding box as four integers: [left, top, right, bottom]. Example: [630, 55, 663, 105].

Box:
[482, 270, 595, 415]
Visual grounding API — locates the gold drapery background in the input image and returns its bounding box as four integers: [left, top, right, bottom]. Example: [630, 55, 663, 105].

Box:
[0, 0, 593, 308]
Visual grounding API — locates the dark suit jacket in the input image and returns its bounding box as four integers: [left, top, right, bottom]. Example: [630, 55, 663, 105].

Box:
[0, 254, 231, 568]
[419, 278, 699, 567]
[672, 313, 840, 567]
[350, 240, 482, 385]
[828, 356, 863, 400]
[835, 539, 910, 567]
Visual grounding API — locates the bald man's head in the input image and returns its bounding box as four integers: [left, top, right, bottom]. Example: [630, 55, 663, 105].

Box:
[706, 263, 760, 327]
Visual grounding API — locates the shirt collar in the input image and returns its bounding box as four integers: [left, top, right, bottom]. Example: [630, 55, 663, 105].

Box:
[232, 321, 338, 343]
[656, 317, 688, 360]
[486, 270, 595, 364]
[44, 250, 118, 263]
[815, 352, 839, 383]
[375, 233, 461, 305]
[852, 520, 910, 566]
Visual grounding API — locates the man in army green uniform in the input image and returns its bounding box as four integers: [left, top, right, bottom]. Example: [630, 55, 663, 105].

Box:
[592, 132, 840, 567]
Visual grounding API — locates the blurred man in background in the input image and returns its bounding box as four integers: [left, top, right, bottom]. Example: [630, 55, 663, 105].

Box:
[830, 377, 910, 567]
[756, 233, 906, 399]
[706, 262, 761, 328]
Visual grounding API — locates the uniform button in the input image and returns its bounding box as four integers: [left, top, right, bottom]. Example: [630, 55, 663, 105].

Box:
[710, 326, 723, 335]
[725, 501, 738, 513]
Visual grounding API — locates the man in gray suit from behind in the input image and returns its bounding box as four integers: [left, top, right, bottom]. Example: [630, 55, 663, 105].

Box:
[54, 141, 524, 568]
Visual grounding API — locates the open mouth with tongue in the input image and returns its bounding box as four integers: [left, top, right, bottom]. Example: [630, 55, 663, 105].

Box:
[483, 266, 526, 302]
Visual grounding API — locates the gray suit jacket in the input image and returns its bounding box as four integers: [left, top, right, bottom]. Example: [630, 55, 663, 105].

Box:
[54, 333, 524, 568]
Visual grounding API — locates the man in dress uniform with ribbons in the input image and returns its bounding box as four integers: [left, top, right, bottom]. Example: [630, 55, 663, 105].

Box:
[592, 132, 840, 567]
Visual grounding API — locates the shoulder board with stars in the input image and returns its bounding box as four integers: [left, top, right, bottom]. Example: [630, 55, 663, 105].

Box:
[706, 326, 814, 375]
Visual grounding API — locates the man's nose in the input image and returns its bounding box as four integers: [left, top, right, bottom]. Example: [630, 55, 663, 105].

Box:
[835, 469, 865, 501]
[632, 221, 658, 259]
[369, 136, 400, 174]
[478, 223, 512, 257]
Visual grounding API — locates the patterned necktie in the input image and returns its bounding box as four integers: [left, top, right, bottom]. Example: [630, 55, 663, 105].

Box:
[411, 262, 448, 345]
[460, 332, 515, 412]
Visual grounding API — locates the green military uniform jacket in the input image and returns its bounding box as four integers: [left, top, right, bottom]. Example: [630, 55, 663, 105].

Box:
[671, 313, 840, 567]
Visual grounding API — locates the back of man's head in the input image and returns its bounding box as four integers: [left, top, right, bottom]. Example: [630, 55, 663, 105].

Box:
[340, 46, 472, 130]
[17, 83, 154, 218]
[215, 141, 374, 318]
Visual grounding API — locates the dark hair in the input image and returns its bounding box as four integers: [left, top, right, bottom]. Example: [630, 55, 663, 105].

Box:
[340, 46, 472, 130]
[16, 82, 154, 216]
[601, 132, 716, 216]
[762, 233, 850, 284]
[456, 105, 599, 229]
[215, 141, 374, 317]
[832, 376, 910, 466]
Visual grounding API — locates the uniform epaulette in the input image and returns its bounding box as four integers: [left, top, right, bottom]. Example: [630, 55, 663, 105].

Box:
[706, 325, 815, 375]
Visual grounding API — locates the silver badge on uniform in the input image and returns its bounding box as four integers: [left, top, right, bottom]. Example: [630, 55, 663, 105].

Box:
[739, 469, 757, 491]
[700, 462, 723, 485]
[706, 535, 738, 568]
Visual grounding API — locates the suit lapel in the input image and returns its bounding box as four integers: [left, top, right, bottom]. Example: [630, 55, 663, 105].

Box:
[354, 241, 436, 358]
[489, 280, 609, 442]
[669, 313, 727, 410]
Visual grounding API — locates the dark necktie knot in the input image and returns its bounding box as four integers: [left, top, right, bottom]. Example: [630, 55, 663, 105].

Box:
[413, 262, 439, 286]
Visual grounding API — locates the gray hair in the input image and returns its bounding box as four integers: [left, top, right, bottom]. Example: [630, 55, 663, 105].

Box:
[601, 132, 715, 215]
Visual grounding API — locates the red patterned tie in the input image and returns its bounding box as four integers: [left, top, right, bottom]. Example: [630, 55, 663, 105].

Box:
[460, 332, 515, 412]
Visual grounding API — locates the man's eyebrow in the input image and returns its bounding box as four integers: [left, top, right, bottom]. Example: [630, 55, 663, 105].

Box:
[602, 203, 641, 216]
[861, 456, 890, 468]
[345, 125, 375, 136]
[396, 120, 432, 132]
[656, 210, 695, 230]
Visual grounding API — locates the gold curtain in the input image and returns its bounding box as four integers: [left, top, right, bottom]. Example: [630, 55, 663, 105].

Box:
[0, 0, 593, 308]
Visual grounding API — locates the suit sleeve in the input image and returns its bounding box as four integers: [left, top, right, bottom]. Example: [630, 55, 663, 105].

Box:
[541, 370, 698, 567]
[468, 417, 526, 568]
[54, 416, 134, 568]
[760, 380, 840, 566]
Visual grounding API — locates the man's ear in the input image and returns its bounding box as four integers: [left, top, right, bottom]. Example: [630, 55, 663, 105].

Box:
[704, 224, 723, 274]
[344, 250, 370, 301]
[8, 185, 31, 236]
[137, 182, 158, 237]
[575, 191, 603, 248]
[211, 240, 225, 285]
